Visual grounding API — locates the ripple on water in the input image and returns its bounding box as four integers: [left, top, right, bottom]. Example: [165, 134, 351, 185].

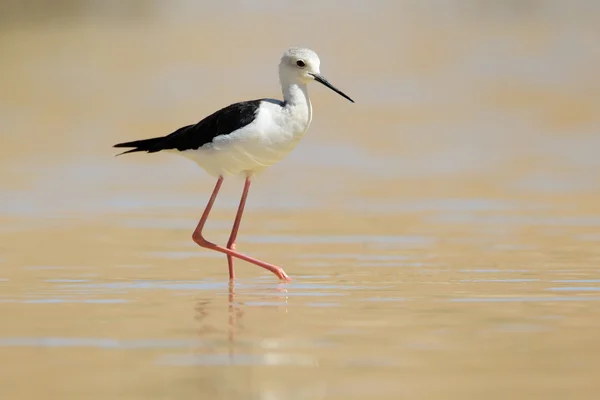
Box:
[305, 302, 340, 307]
[430, 214, 600, 227]
[296, 253, 410, 261]
[459, 269, 530, 273]
[243, 301, 289, 307]
[24, 266, 93, 271]
[0, 298, 128, 304]
[460, 279, 540, 283]
[296, 252, 436, 268]
[157, 353, 318, 367]
[58, 280, 229, 291]
[350, 197, 532, 213]
[246, 235, 435, 246]
[53, 278, 387, 301]
[0, 337, 201, 349]
[148, 251, 220, 259]
[449, 296, 600, 303]
[363, 297, 406, 302]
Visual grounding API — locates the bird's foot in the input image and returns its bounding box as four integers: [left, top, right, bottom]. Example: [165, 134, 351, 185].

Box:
[194, 234, 291, 282]
[275, 268, 291, 282]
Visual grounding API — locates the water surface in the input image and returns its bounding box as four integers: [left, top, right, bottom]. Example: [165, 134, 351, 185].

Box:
[1, 2, 600, 399]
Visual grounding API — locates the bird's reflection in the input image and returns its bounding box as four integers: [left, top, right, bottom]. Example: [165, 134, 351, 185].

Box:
[194, 281, 289, 352]
[192, 283, 328, 399]
[227, 281, 242, 349]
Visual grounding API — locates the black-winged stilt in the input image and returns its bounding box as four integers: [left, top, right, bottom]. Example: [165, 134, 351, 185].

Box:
[113, 47, 354, 281]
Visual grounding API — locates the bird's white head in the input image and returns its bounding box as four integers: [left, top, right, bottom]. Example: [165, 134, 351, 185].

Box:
[279, 47, 354, 103]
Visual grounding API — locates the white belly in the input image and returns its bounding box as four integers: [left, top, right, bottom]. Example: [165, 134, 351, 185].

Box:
[181, 133, 303, 177]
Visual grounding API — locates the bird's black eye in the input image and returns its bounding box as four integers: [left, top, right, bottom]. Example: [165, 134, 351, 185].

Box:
[296, 60, 305, 68]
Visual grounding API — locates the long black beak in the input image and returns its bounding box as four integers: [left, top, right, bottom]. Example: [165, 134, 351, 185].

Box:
[310, 73, 354, 103]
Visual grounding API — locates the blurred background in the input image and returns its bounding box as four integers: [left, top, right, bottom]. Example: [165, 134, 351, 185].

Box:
[1, 1, 599, 399]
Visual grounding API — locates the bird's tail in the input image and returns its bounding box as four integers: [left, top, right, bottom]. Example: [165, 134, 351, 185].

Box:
[113, 136, 166, 156]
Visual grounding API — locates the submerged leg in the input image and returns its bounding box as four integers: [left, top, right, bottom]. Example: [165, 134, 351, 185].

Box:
[192, 177, 290, 282]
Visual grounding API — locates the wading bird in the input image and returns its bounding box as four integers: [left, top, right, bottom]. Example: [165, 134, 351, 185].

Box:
[114, 47, 354, 281]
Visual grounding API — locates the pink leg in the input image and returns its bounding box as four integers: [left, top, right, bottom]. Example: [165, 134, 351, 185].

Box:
[192, 177, 291, 282]
[226, 176, 251, 279]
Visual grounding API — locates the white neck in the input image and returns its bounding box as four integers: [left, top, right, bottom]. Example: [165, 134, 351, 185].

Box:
[281, 81, 309, 107]
[278, 78, 313, 132]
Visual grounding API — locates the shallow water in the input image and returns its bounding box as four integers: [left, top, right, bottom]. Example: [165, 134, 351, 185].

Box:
[1, 1, 600, 399]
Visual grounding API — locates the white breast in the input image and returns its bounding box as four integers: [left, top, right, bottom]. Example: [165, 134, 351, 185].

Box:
[181, 100, 312, 177]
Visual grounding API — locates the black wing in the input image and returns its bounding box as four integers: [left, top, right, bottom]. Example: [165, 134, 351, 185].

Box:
[113, 99, 263, 155]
